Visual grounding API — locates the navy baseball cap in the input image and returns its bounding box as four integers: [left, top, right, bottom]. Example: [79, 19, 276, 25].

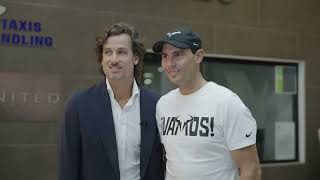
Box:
[152, 27, 202, 53]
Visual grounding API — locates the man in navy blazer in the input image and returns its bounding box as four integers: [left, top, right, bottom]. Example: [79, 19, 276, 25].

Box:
[59, 23, 165, 180]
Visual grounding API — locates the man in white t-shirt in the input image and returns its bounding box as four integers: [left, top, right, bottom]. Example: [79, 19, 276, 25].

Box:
[152, 27, 261, 180]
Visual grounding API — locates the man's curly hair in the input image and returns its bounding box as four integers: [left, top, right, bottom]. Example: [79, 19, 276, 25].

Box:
[95, 22, 145, 84]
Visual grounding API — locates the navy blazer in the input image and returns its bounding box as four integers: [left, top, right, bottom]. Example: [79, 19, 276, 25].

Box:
[59, 80, 165, 180]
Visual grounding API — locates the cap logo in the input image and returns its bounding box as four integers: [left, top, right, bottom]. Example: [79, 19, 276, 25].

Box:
[193, 42, 199, 47]
[167, 30, 181, 38]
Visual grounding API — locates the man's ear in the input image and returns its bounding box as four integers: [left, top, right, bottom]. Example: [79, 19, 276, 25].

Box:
[133, 55, 139, 65]
[195, 49, 204, 64]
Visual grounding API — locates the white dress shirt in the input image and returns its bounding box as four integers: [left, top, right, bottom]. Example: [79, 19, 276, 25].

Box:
[106, 78, 141, 180]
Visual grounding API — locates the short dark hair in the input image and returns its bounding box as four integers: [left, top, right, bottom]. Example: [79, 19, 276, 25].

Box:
[95, 22, 145, 84]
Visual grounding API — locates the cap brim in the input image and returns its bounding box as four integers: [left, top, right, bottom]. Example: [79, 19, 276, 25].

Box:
[152, 39, 190, 53]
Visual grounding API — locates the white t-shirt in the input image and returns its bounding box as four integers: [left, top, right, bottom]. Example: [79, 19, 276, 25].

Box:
[156, 82, 257, 180]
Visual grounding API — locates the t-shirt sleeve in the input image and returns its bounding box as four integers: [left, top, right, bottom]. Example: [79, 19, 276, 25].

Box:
[223, 94, 257, 151]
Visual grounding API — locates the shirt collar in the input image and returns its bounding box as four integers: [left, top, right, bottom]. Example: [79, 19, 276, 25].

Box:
[106, 78, 140, 99]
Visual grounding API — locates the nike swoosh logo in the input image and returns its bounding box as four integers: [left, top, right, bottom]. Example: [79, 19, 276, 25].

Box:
[0, 5, 6, 16]
[193, 42, 199, 46]
[245, 132, 253, 138]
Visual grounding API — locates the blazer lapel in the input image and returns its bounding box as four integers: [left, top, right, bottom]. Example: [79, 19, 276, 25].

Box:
[140, 88, 156, 179]
[95, 81, 120, 180]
